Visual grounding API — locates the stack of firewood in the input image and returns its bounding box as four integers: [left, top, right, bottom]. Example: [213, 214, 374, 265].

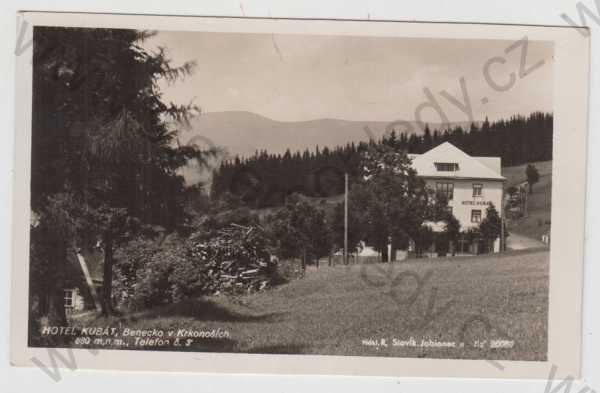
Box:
[188, 224, 275, 295]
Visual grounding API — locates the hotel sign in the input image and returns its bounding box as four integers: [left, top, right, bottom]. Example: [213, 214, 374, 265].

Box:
[461, 200, 492, 206]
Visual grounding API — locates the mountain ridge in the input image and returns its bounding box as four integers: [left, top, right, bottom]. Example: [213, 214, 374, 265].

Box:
[179, 110, 481, 160]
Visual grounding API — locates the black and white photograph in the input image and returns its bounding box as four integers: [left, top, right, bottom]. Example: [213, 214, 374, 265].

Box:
[9, 12, 590, 379]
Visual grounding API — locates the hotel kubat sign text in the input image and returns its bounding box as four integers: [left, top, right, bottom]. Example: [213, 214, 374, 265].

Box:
[461, 200, 493, 206]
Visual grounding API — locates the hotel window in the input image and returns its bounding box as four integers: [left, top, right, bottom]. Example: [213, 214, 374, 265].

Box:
[434, 162, 459, 172]
[471, 209, 482, 223]
[436, 182, 454, 200]
[472, 183, 483, 197]
[64, 289, 74, 308]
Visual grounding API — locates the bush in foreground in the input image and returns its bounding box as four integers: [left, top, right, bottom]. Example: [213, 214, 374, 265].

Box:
[116, 224, 277, 309]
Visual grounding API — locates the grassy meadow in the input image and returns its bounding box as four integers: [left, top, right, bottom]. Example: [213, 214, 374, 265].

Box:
[73, 249, 548, 361]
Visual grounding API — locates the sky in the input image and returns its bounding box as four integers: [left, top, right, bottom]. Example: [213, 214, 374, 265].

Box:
[143, 31, 553, 123]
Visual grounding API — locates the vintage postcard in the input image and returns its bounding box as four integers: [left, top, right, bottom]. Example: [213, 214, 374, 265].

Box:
[10, 12, 590, 379]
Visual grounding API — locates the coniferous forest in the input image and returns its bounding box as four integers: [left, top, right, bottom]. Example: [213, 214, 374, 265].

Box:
[211, 112, 553, 205]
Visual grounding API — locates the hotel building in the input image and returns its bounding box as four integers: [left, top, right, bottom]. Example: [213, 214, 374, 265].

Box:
[409, 142, 506, 253]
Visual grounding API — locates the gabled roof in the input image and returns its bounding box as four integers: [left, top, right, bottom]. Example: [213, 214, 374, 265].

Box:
[66, 248, 104, 284]
[409, 142, 505, 181]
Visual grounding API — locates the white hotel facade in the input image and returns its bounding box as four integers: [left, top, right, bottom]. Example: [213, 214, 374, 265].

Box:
[410, 142, 506, 253]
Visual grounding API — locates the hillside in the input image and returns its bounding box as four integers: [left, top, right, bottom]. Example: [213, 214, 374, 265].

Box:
[73, 249, 549, 360]
[502, 161, 552, 241]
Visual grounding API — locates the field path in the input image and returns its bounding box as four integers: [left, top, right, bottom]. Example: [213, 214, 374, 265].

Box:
[506, 232, 547, 250]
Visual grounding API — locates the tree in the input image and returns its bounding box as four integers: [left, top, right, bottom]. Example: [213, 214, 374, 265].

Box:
[268, 196, 330, 271]
[346, 144, 447, 259]
[507, 185, 518, 198]
[31, 27, 209, 319]
[330, 194, 367, 257]
[422, 124, 433, 151]
[414, 225, 436, 257]
[29, 194, 85, 327]
[479, 203, 502, 252]
[526, 163, 540, 193]
[443, 212, 461, 256]
[85, 206, 140, 315]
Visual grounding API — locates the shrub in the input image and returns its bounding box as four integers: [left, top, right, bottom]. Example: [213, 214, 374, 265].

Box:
[114, 238, 160, 303]
[129, 247, 179, 309]
[270, 258, 304, 283]
[118, 223, 278, 309]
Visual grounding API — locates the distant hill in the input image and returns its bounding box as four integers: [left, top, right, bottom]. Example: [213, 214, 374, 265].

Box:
[178, 111, 479, 160]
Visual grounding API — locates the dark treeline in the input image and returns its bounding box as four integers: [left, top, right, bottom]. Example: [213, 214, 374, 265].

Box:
[211, 112, 553, 205]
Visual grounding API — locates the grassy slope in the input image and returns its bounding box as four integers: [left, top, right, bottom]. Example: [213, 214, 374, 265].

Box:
[501, 161, 552, 240]
[74, 249, 548, 361]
